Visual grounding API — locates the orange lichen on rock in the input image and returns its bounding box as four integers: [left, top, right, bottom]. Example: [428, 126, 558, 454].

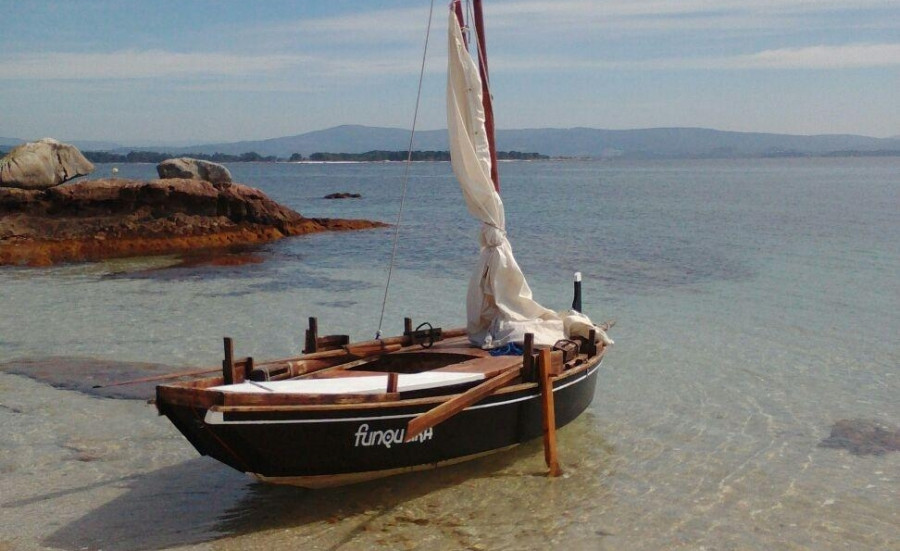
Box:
[0, 228, 284, 267]
[0, 177, 386, 266]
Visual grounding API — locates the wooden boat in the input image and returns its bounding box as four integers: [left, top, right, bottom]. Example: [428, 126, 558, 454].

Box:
[155, 0, 614, 488]
[156, 317, 609, 487]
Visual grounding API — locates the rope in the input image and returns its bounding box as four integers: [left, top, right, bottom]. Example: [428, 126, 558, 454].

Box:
[375, 0, 436, 340]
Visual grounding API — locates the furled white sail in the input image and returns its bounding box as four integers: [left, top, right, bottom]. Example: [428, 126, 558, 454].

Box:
[446, 10, 612, 348]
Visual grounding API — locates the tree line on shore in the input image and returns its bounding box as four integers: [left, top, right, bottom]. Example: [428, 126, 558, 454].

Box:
[5, 146, 900, 163]
[82, 151, 281, 163]
[301, 150, 547, 162]
[0, 148, 548, 164]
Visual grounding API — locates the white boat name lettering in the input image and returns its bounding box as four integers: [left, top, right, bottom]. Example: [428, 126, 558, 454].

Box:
[353, 423, 433, 448]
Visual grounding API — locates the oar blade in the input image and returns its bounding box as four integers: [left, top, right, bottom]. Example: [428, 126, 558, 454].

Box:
[405, 366, 520, 442]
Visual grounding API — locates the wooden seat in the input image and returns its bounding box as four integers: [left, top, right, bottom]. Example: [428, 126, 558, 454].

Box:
[432, 354, 522, 377]
[306, 369, 385, 379]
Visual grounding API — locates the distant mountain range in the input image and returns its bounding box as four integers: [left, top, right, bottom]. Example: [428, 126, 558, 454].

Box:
[4, 126, 900, 159]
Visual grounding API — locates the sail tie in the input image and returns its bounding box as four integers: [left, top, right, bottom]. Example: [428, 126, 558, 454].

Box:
[480, 222, 506, 248]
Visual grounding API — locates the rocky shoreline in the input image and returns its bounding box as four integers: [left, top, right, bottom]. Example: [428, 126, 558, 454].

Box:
[0, 141, 387, 267]
[0, 177, 386, 267]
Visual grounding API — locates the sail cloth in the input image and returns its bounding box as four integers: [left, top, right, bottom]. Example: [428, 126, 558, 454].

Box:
[446, 11, 612, 348]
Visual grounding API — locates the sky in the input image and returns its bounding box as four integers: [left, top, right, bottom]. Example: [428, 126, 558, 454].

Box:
[2, 0, 898, 145]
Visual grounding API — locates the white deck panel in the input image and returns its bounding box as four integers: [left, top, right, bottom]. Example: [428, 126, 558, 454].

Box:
[210, 371, 485, 395]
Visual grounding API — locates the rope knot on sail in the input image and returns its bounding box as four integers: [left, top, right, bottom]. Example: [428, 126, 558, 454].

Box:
[479, 222, 506, 248]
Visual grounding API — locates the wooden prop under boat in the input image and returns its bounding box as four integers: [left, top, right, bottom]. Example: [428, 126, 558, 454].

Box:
[155, 317, 609, 488]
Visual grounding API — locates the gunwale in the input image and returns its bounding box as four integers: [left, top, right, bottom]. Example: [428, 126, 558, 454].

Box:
[157, 347, 604, 417]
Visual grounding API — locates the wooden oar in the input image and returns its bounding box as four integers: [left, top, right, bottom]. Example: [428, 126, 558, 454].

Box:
[404, 366, 520, 442]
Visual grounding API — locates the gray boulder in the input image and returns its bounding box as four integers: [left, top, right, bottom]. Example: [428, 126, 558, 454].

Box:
[0, 138, 95, 190]
[157, 157, 232, 187]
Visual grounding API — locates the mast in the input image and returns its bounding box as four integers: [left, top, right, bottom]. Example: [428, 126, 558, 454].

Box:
[471, 0, 500, 192]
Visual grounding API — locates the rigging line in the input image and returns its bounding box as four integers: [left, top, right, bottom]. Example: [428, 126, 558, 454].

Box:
[375, 0, 436, 339]
[463, 0, 492, 95]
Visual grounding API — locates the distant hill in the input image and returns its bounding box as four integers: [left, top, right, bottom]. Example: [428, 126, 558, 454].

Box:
[164, 125, 432, 158]
[8, 126, 900, 159]
[139, 125, 900, 159]
[500, 127, 900, 158]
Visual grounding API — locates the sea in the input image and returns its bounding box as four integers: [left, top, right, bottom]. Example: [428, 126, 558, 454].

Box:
[1, 157, 897, 550]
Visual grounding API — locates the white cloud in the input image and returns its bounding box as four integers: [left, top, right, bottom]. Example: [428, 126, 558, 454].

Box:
[729, 43, 900, 69]
[649, 43, 900, 71]
[484, 0, 900, 36]
[493, 43, 900, 72]
[492, 0, 897, 18]
[237, 5, 433, 47]
[0, 51, 312, 80]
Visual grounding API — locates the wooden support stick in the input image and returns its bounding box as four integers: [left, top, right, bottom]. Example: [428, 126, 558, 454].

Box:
[304, 317, 319, 354]
[522, 332, 535, 382]
[223, 337, 235, 385]
[241, 356, 252, 384]
[386, 372, 399, 393]
[539, 348, 562, 477]
[405, 367, 520, 442]
[404, 317, 412, 334]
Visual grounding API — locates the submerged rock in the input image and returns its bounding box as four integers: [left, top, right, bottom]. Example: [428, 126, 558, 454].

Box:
[157, 157, 232, 187]
[820, 419, 900, 455]
[0, 177, 387, 266]
[0, 356, 178, 401]
[324, 192, 362, 199]
[0, 138, 95, 190]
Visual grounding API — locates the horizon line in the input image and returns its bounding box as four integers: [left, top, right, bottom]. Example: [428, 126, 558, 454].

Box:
[3, 123, 899, 149]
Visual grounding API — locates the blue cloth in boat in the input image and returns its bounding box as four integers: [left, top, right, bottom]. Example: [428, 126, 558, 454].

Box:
[488, 342, 523, 356]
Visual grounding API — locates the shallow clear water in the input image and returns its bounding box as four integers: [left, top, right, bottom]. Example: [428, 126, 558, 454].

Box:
[1, 158, 898, 550]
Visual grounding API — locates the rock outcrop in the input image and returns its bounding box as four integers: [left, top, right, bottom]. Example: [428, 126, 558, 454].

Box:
[156, 157, 232, 187]
[324, 192, 362, 199]
[0, 138, 95, 190]
[820, 419, 900, 455]
[0, 178, 386, 266]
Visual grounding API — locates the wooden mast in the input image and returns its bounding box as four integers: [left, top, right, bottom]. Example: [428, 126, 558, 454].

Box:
[472, 0, 500, 192]
[455, 0, 498, 192]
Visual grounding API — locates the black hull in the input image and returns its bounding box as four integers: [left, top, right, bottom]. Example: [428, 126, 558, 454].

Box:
[158, 362, 600, 487]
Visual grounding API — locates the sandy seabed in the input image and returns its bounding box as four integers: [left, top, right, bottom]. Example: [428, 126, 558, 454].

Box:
[0, 371, 618, 551]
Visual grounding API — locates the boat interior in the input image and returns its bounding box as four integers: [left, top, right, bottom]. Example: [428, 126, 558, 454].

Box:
[156, 316, 605, 412]
[164, 317, 598, 402]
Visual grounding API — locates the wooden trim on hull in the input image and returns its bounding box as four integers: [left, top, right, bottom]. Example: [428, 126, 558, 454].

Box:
[204, 362, 599, 423]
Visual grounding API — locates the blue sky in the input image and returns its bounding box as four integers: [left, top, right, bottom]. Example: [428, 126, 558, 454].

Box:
[2, 0, 898, 145]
